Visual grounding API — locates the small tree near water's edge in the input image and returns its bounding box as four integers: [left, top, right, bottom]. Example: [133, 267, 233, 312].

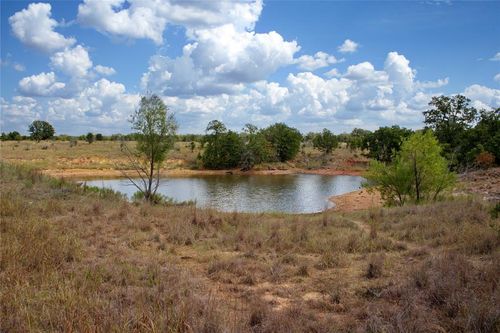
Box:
[120, 94, 177, 203]
[365, 131, 456, 206]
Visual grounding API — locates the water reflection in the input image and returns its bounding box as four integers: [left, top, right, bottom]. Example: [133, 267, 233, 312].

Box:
[83, 174, 364, 214]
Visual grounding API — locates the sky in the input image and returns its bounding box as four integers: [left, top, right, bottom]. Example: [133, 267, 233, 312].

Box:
[1, 0, 499, 135]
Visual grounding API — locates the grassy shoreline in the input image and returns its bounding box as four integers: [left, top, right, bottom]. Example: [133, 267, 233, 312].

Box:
[1, 161, 498, 332]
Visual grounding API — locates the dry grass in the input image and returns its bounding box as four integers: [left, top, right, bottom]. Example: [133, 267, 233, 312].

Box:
[0, 140, 368, 175]
[362, 200, 500, 255]
[1, 162, 498, 332]
[0, 140, 199, 171]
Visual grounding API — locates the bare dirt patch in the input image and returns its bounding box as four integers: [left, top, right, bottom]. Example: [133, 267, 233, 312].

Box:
[330, 188, 382, 212]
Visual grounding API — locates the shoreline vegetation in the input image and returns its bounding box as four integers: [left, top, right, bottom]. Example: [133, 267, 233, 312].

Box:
[1, 161, 498, 332]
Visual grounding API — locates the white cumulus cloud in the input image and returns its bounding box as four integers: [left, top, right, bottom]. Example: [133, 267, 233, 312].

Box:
[338, 39, 359, 53]
[463, 84, 500, 108]
[295, 52, 342, 71]
[94, 65, 116, 76]
[50, 45, 93, 77]
[18, 72, 66, 97]
[141, 24, 299, 95]
[9, 3, 75, 53]
[77, 0, 263, 45]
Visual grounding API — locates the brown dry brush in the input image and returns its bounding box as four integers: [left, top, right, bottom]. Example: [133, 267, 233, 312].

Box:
[360, 252, 500, 333]
[1, 162, 499, 332]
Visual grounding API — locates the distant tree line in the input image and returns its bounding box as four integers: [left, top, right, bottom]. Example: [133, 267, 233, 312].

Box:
[2, 94, 497, 172]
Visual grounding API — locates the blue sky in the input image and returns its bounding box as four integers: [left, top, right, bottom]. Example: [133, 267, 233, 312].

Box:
[1, 0, 499, 135]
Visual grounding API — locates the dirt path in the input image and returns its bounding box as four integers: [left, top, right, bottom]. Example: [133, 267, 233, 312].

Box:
[339, 215, 420, 251]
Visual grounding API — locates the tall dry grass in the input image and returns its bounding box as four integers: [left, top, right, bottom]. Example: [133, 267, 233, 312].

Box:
[1, 162, 498, 332]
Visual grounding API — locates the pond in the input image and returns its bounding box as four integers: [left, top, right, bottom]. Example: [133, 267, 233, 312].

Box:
[83, 174, 365, 214]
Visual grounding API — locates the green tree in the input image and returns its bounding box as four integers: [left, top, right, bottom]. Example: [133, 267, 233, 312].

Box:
[5, 131, 22, 141]
[312, 128, 338, 154]
[348, 128, 371, 150]
[366, 131, 455, 206]
[457, 108, 500, 167]
[263, 123, 302, 162]
[201, 120, 243, 169]
[95, 133, 104, 141]
[86, 132, 94, 144]
[423, 95, 478, 166]
[239, 124, 274, 171]
[121, 94, 177, 202]
[29, 120, 55, 142]
[363, 126, 412, 163]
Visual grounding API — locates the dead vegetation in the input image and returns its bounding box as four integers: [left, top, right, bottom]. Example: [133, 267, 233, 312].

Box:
[1, 162, 499, 332]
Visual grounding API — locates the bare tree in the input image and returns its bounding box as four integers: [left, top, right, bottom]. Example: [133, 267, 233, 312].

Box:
[120, 94, 177, 202]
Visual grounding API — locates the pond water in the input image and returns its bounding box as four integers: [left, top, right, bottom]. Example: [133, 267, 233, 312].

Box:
[83, 174, 365, 214]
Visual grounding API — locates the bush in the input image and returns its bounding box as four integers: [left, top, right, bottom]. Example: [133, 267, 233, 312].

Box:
[475, 151, 496, 169]
[365, 254, 384, 279]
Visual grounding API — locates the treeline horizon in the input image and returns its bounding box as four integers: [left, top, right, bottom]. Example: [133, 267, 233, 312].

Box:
[2, 94, 498, 171]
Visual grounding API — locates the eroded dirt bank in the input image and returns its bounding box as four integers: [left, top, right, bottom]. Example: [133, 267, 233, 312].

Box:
[41, 167, 365, 179]
[329, 188, 382, 212]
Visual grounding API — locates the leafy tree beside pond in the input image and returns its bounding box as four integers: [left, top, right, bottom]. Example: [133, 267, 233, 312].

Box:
[121, 94, 177, 203]
[347, 128, 372, 151]
[366, 131, 455, 206]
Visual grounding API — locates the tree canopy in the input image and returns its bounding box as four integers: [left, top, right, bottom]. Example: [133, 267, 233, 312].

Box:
[201, 120, 243, 169]
[312, 128, 338, 154]
[263, 123, 302, 162]
[423, 95, 478, 146]
[362, 126, 413, 163]
[29, 120, 55, 142]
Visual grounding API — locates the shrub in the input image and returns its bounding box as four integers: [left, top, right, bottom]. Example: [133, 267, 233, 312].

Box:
[475, 151, 496, 169]
[365, 254, 384, 279]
